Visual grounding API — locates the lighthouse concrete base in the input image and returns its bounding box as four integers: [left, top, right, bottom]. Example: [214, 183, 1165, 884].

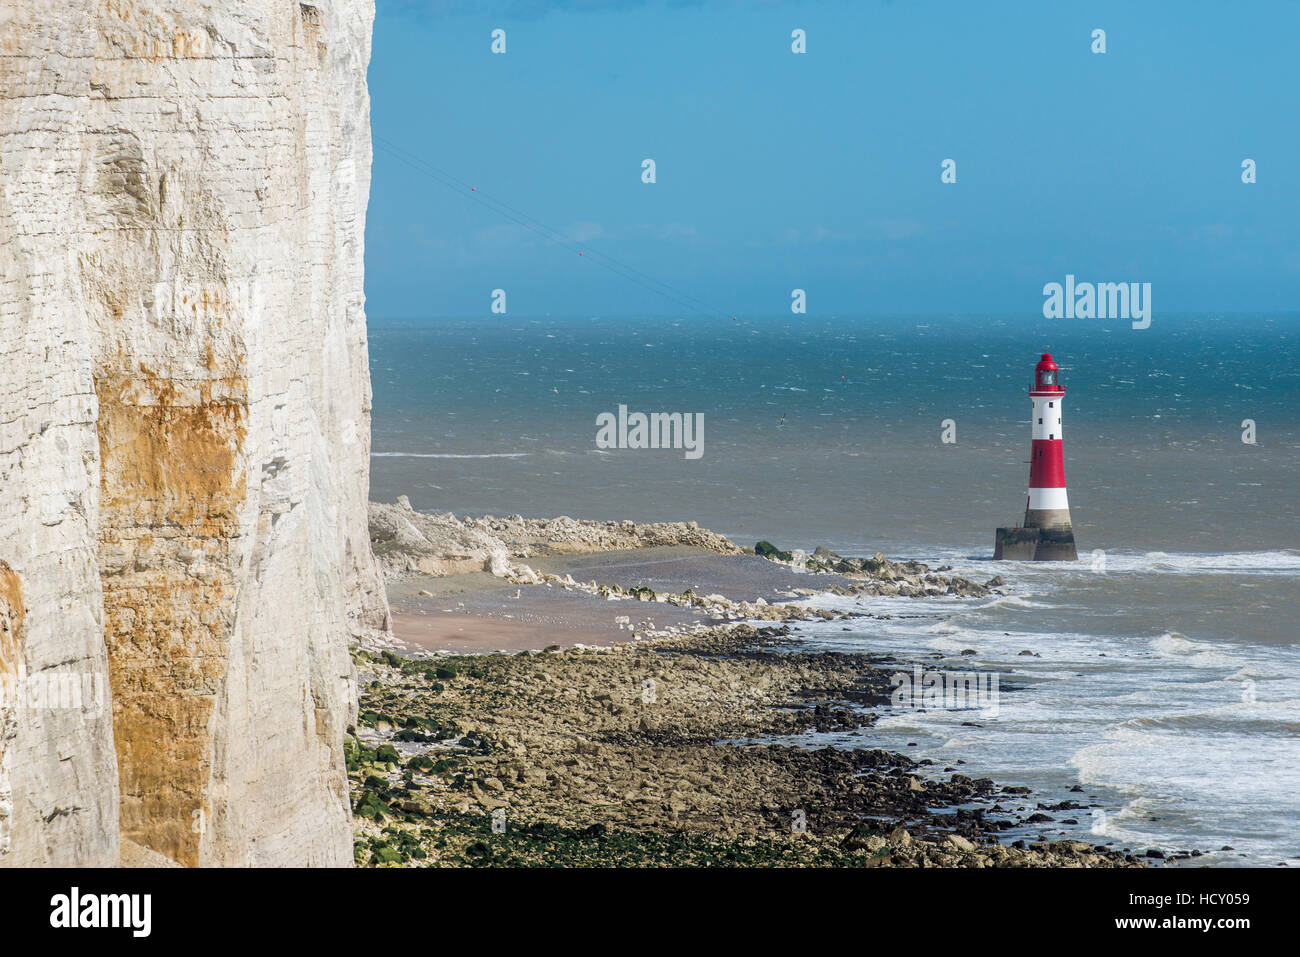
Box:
[993, 526, 1078, 561]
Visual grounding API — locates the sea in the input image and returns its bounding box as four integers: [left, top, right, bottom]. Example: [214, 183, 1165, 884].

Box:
[369, 313, 1299, 866]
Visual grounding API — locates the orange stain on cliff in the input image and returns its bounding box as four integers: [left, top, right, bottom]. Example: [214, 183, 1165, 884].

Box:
[0, 560, 24, 696]
[0, 562, 24, 829]
[95, 362, 247, 867]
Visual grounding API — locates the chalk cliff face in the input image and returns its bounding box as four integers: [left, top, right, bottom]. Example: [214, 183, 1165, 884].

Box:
[0, 0, 387, 866]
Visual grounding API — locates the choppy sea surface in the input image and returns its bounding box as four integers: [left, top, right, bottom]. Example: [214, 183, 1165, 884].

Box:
[369, 314, 1299, 865]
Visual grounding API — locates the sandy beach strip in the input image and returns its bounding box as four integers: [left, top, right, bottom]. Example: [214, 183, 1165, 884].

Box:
[387, 546, 855, 653]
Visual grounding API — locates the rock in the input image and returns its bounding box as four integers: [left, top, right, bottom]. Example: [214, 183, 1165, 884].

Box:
[946, 834, 976, 853]
[0, 0, 385, 866]
[887, 827, 913, 848]
[510, 563, 542, 585]
[841, 825, 887, 852]
[486, 550, 513, 578]
[754, 541, 794, 562]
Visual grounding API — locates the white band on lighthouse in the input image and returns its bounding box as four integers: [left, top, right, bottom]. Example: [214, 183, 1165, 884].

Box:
[1028, 486, 1070, 510]
[1030, 396, 1064, 440]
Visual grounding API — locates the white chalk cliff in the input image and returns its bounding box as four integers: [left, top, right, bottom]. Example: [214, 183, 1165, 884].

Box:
[0, 0, 387, 866]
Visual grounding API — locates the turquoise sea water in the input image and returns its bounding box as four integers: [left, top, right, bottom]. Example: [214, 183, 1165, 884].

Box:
[369, 314, 1299, 864]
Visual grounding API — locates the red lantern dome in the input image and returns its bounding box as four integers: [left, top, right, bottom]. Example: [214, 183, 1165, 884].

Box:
[1032, 352, 1064, 395]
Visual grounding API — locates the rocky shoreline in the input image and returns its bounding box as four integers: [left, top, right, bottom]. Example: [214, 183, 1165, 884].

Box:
[348, 626, 1149, 867]
[351, 503, 1151, 867]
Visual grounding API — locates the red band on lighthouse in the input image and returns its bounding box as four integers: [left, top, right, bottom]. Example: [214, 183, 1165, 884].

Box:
[1029, 439, 1066, 488]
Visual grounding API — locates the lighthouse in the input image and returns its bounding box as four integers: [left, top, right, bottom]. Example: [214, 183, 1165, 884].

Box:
[993, 352, 1079, 561]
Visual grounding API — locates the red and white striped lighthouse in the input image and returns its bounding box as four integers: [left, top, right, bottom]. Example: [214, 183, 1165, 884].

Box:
[1026, 353, 1071, 530]
[994, 352, 1078, 561]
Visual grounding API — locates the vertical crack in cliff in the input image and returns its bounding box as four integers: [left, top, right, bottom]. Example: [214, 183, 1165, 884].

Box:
[95, 366, 247, 867]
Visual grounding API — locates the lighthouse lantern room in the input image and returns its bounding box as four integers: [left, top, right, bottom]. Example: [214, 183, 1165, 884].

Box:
[994, 352, 1079, 561]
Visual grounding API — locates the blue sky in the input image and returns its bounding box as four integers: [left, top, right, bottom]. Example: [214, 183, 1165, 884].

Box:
[365, 0, 1300, 319]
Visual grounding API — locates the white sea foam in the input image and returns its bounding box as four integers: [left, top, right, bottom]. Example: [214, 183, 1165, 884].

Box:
[919, 545, 1300, 579]
[785, 571, 1300, 865]
[1151, 632, 1238, 668]
[1093, 549, 1300, 575]
[979, 594, 1053, 610]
